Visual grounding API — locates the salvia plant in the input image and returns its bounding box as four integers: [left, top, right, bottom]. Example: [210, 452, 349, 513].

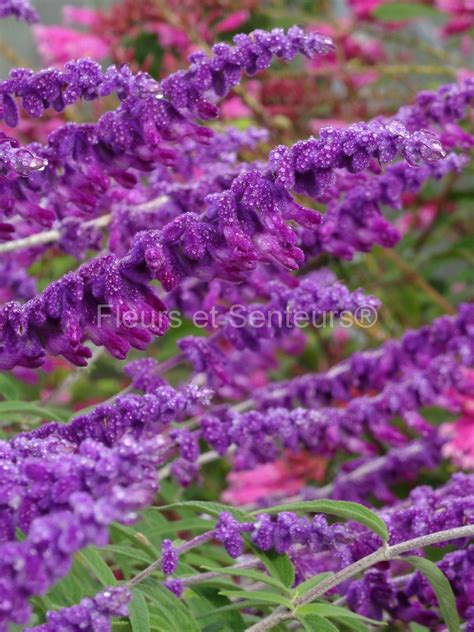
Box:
[0, 0, 473, 630]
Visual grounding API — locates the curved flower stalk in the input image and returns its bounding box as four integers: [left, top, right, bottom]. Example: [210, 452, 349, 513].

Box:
[176, 273, 379, 385]
[257, 302, 474, 409]
[0, 61, 161, 124]
[269, 121, 446, 198]
[392, 77, 474, 132]
[196, 350, 472, 473]
[0, 0, 38, 24]
[233, 438, 443, 509]
[0, 103, 441, 242]
[0, 27, 332, 229]
[0, 28, 334, 126]
[0, 127, 264, 258]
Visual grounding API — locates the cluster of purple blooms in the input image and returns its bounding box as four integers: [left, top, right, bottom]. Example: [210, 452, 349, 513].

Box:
[0, 10, 473, 631]
[0, 0, 37, 24]
[31, 587, 131, 632]
[0, 384, 210, 627]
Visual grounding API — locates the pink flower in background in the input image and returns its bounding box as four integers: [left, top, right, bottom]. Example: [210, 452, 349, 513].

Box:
[350, 70, 380, 87]
[149, 22, 189, 49]
[1, 114, 64, 144]
[308, 22, 384, 86]
[396, 203, 439, 235]
[33, 25, 110, 65]
[347, 0, 390, 19]
[436, 0, 474, 34]
[441, 370, 474, 469]
[223, 452, 326, 506]
[221, 80, 260, 119]
[63, 5, 101, 27]
[221, 96, 252, 119]
[215, 10, 250, 33]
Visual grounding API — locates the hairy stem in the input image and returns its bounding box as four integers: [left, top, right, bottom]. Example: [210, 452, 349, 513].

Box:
[127, 530, 215, 587]
[246, 523, 474, 632]
[0, 215, 111, 254]
[380, 248, 455, 315]
[0, 195, 168, 254]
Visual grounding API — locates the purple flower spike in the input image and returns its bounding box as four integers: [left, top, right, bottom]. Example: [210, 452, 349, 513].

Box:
[30, 586, 131, 631]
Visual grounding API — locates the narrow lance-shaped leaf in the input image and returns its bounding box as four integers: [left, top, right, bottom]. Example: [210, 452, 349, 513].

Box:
[128, 590, 150, 632]
[297, 613, 339, 632]
[403, 556, 460, 632]
[0, 400, 70, 423]
[219, 589, 293, 609]
[157, 501, 252, 522]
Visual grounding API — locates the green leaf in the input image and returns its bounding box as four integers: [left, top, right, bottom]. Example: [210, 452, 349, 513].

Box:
[77, 548, 117, 586]
[297, 613, 339, 632]
[195, 599, 266, 619]
[410, 625, 431, 632]
[44, 557, 100, 608]
[187, 586, 246, 632]
[373, 2, 446, 21]
[157, 501, 252, 522]
[253, 500, 388, 543]
[145, 518, 212, 537]
[129, 590, 150, 631]
[219, 589, 293, 609]
[253, 548, 295, 589]
[201, 564, 287, 591]
[0, 401, 69, 423]
[403, 556, 460, 632]
[297, 604, 385, 626]
[43, 570, 84, 608]
[333, 618, 370, 632]
[139, 581, 200, 632]
[110, 523, 160, 556]
[294, 572, 332, 598]
[102, 545, 154, 565]
[0, 374, 20, 400]
[148, 612, 177, 631]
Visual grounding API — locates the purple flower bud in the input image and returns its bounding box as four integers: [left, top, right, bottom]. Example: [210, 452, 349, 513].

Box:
[164, 578, 184, 597]
[161, 539, 179, 575]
